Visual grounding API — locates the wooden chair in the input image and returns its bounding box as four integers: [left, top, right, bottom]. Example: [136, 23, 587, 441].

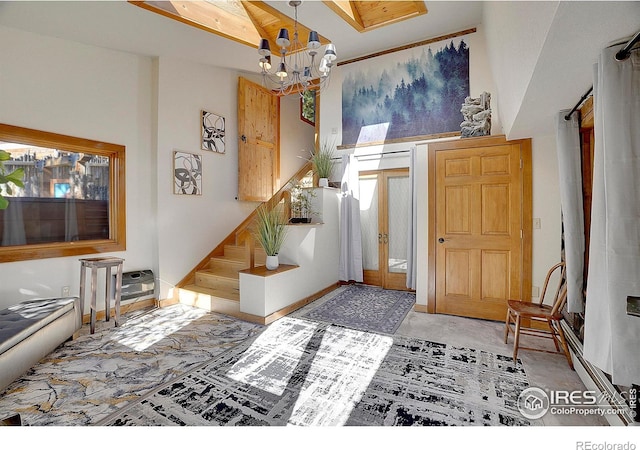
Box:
[504, 262, 574, 369]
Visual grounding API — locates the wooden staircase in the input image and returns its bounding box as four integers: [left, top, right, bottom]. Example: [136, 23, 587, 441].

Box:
[173, 162, 313, 318]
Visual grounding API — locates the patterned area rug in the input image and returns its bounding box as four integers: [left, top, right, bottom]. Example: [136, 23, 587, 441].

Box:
[98, 317, 531, 427]
[303, 284, 416, 334]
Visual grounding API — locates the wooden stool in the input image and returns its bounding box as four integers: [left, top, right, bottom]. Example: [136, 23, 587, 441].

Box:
[79, 257, 124, 334]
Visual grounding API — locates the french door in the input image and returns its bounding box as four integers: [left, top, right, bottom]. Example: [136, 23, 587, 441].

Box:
[359, 169, 411, 291]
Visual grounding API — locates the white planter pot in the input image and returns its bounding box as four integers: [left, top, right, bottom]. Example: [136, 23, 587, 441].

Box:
[265, 255, 279, 270]
[318, 178, 329, 188]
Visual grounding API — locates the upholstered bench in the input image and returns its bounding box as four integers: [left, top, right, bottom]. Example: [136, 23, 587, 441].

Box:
[0, 297, 82, 394]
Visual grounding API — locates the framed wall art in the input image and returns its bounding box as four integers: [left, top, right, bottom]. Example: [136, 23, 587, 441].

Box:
[201, 110, 225, 153]
[173, 150, 202, 195]
[341, 31, 472, 146]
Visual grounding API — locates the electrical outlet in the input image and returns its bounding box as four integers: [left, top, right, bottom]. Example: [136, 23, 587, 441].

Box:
[532, 286, 540, 298]
[62, 286, 70, 297]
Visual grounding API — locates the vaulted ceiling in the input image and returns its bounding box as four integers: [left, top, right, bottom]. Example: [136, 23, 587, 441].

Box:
[130, 1, 429, 52]
[0, 1, 638, 139]
[0, 1, 482, 74]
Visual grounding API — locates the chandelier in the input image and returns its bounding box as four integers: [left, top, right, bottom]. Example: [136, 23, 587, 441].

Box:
[257, 1, 337, 95]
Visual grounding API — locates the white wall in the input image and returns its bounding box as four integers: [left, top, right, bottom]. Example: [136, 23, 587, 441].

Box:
[0, 26, 155, 312]
[0, 28, 325, 309]
[319, 25, 562, 307]
[240, 188, 339, 317]
[481, 1, 559, 138]
[155, 57, 250, 300]
[155, 59, 316, 300]
[280, 94, 316, 183]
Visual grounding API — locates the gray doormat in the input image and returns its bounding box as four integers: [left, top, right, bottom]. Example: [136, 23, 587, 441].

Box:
[303, 284, 416, 334]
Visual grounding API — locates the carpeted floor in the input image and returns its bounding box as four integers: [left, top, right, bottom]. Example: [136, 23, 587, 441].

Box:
[302, 284, 415, 334]
[98, 316, 531, 427]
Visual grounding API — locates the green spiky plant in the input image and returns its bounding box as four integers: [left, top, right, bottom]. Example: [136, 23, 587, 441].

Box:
[0, 150, 25, 210]
[254, 204, 288, 257]
[310, 138, 336, 180]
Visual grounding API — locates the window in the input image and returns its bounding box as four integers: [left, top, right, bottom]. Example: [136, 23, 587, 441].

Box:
[300, 89, 316, 126]
[0, 123, 125, 262]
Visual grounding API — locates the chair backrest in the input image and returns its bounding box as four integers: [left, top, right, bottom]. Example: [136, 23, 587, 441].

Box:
[550, 284, 568, 317]
[538, 262, 566, 311]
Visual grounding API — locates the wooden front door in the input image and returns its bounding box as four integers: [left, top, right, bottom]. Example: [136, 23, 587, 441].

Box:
[237, 77, 280, 202]
[360, 169, 411, 291]
[430, 136, 532, 321]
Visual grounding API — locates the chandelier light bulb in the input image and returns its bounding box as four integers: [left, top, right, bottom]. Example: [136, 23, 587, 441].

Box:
[307, 30, 320, 50]
[323, 43, 337, 62]
[259, 55, 272, 70]
[276, 28, 290, 48]
[258, 38, 271, 56]
[276, 62, 288, 79]
[318, 57, 329, 74]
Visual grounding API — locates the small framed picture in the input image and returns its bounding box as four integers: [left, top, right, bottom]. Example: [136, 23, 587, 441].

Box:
[201, 110, 225, 153]
[173, 150, 202, 195]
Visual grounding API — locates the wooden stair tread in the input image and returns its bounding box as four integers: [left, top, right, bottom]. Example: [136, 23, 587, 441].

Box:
[182, 284, 240, 302]
[197, 267, 240, 280]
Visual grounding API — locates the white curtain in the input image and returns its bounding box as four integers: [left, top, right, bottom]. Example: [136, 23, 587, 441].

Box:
[555, 112, 585, 313]
[339, 154, 363, 282]
[583, 45, 640, 387]
[406, 146, 418, 290]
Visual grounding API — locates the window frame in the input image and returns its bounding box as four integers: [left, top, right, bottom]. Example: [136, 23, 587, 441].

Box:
[0, 123, 126, 262]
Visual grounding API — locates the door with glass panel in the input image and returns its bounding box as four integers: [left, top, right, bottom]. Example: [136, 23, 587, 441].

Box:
[359, 169, 410, 290]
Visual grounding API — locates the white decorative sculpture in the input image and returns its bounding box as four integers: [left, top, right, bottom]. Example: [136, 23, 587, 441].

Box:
[460, 92, 491, 137]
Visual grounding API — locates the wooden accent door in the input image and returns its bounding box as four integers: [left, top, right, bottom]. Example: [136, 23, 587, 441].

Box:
[237, 77, 280, 201]
[429, 136, 532, 321]
[360, 169, 411, 291]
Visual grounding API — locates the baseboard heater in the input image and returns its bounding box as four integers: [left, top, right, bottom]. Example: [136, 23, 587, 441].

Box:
[112, 270, 155, 301]
[561, 321, 636, 426]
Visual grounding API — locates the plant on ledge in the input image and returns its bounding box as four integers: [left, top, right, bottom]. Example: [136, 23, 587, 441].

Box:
[309, 138, 336, 187]
[254, 203, 288, 270]
[0, 150, 24, 210]
[288, 178, 316, 224]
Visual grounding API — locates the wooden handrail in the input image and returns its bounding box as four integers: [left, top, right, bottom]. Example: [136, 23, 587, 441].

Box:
[174, 161, 313, 292]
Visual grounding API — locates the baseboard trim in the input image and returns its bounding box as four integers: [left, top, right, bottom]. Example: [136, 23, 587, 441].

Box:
[163, 283, 340, 326]
[562, 321, 635, 426]
[81, 298, 157, 325]
[413, 304, 429, 313]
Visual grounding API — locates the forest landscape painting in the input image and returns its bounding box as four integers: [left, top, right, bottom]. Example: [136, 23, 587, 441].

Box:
[341, 35, 470, 146]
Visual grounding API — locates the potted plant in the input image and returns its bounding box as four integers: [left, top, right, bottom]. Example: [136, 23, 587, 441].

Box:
[310, 139, 336, 188]
[288, 179, 316, 223]
[254, 204, 288, 270]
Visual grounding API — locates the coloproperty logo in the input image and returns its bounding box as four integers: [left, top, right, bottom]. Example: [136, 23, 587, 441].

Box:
[517, 387, 550, 419]
[517, 386, 633, 419]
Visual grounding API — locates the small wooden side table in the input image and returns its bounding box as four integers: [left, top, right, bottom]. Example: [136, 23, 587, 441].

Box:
[79, 257, 124, 334]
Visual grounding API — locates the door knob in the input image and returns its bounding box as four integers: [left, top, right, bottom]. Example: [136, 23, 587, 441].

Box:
[240, 134, 247, 143]
[438, 237, 445, 243]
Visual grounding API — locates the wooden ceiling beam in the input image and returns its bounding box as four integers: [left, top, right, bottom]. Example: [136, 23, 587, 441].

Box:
[322, 1, 365, 32]
[324, 1, 428, 33]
